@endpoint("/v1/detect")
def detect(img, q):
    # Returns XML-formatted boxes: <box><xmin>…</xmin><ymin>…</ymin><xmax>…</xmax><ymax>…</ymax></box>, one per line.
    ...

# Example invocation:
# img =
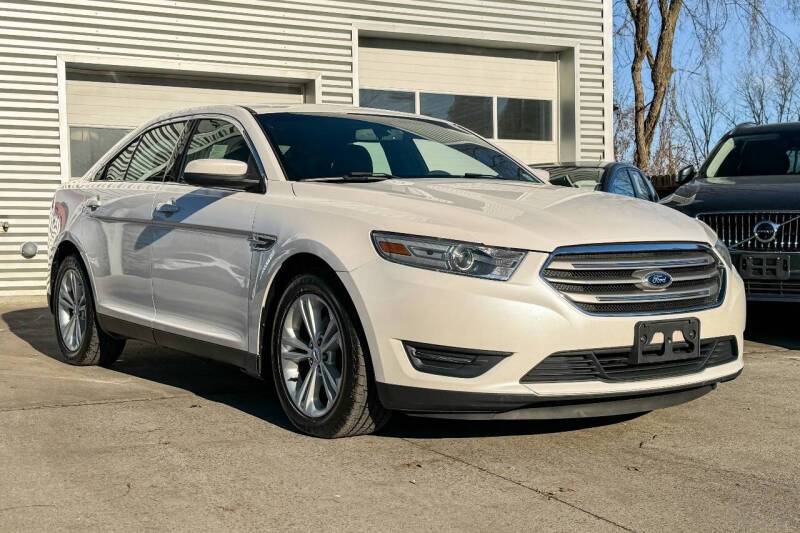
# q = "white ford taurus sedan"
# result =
<box><xmin>47</xmin><ymin>104</ymin><xmax>745</xmax><ymax>437</ymax></box>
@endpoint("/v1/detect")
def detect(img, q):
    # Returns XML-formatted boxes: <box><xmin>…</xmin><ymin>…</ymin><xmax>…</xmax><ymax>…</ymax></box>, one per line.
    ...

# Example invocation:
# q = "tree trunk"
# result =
<box><xmin>627</xmin><ymin>0</ymin><xmax>683</xmax><ymax>170</ymax></box>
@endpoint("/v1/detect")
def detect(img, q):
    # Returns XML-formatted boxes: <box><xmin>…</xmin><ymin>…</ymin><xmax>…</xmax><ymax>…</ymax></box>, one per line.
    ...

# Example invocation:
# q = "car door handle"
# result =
<box><xmin>155</xmin><ymin>201</ymin><xmax>180</xmax><ymax>215</ymax></box>
<box><xmin>86</xmin><ymin>198</ymin><xmax>102</xmax><ymax>211</ymax></box>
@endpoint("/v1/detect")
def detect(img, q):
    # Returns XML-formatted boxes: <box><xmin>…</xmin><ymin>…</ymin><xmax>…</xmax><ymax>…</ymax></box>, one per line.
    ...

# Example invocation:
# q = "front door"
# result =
<box><xmin>150</xmin><ymin>118</ymin><xmax>264</xmax><ymax>363</ymax></box>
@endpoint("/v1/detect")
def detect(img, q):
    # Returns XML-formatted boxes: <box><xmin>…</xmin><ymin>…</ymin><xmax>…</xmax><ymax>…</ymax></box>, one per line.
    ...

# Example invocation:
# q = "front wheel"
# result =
<box><xmin>53</xmin><ymin>255</ymin><xmax>125</xmax><ymax>366</ymax></box>
<box><xmin>271</xmin><ymin>273</ymin><xmax>389</xmax><ymax>438</ymax></box>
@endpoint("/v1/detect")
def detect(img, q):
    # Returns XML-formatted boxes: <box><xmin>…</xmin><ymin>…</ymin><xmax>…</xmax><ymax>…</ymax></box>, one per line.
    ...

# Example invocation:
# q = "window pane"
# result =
<box><xmin>359</xmin><ymin>89</ymin><xmax>415</xmax><ymax>113</ymax></box>
<box><xmin>104</xmin><ymin>139</ymin><xmax>139</xmax><ymax>181</ymax></box>
<box><xmin>609</xmin><ymin>174</ymin><xmax>635</xmax><ymax>197</ymax></box>
<box><xmin>420</xmin><ymin>93</ymin><xmax>493</xmax><ymax>137</ymax></box>
<box><xmin>413</xmin><ymin>139</ymin><xmax>496</xmax><ymax>176</ymax></box>
<box><xmin>497</xmin><ymin>98</ymin><xmax>552</xmax><ymax>141</ymax></box>
<box><xmin>180</xmin><ymin>119</ymin><xmax>259</xmax><ymax>183</ymax></box>
<box><xmin>69</xmin><ymin>127</ymin><xmax>130</xmax><ymax>178</ymax></box>
<box><xmin>126</xmin><ymin>122</ymin><xmax>186</xmax><ymax>182</ymax></box>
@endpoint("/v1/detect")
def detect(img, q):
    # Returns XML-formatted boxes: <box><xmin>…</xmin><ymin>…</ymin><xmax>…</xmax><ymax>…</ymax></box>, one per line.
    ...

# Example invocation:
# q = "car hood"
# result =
<box><xmin>292</xmin><ymin>178</ymin><xmax>709</xmax><ymax>252</ymax></box>
<box><xmin>664</xmin><ymin>175</ymin><xmax>800</xmax><ymax>215</ymax></box>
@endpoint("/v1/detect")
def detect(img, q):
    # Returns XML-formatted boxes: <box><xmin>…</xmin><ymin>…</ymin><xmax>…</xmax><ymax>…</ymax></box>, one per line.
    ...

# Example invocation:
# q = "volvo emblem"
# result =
<box><xmin>641</xmin><ymin>270</ymin><xmax>673</xmax><ymax>290</ymax></box>
<box><xmin>753</xmin><ymin>220</ymin><xmax>780</xmax><ymax>243</ymax></box>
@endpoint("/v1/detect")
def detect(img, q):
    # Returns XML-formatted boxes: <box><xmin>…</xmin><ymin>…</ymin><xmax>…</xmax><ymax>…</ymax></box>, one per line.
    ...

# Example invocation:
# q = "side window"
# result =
<box><xmin>608</xmin><ymin>170</ymin><xmax>636</xmax><ymax>197</ymax></box>
<box><xmin>103</xmin><ymin>139</ymin><xmax>140</xmax><ymax>181</ymax></box>
<box><xmin>640</xmin><ymin>171</ymin><xmax>659</xmax><ymax>201</ymax></box>
<box><xmin>180</xmin><ymin>118</ymin><xmax>259</xmax><ymax>180</ymax></box>
<box><xmin>627</xmin><ymin>169</ymin><xmax>650</xmax><ymax>200</ymax></box>
<box><xmin>126</xmin><ymin>122</ymin><xmax>187</xmax><ymax>182</ymax></box>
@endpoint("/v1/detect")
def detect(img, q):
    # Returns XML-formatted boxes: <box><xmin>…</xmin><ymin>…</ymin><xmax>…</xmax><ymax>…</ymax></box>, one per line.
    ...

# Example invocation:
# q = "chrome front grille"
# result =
<box><xmin>541</xmin><ymin>244</ymin><xmax>725</xmax><ymax>315</ymax></box>
<box><xmin>697</xmin><ymin>212</ymin><xmax>800</xmax><ymax>251</ymax></box>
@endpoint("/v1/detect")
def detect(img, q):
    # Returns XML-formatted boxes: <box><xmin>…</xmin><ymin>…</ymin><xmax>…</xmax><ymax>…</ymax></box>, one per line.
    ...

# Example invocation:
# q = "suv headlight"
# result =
<box><xmin>371</xmin><ymin>231</ymin><xmax>526</xmax><ymax>281</ymax></box>
<box><xmin>714</xmin><ymin>238</ymin><xmax>733</xmax><ymax>269</ymax></box>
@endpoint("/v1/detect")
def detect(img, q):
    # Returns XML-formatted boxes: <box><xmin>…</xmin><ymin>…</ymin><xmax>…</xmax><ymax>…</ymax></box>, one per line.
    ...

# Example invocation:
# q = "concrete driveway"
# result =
<box><xmin>1</xmin><ymin>298</ymin><xmax>798</xmax><ymax>532</ymax></box>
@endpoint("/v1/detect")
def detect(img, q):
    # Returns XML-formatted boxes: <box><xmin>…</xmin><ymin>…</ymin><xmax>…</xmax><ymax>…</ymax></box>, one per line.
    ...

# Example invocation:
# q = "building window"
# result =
<box><xmin>359</xmin><ymin>89</ymin><xmax>415</xmax><ymax>113</ymax></box>
<box><xmin>497</xmin><ymin>98</ymin><xmax>552</xmax><ymax>141</ymax></box>
<box><xmin>69</xmin><ymin>126</ymin><xmax>131</xmax><ymax>178</ymax></box>
<box><xmin>420</xmin><ymin>93</ymin><xmax>493</xmax><ymax>138</ymax></box>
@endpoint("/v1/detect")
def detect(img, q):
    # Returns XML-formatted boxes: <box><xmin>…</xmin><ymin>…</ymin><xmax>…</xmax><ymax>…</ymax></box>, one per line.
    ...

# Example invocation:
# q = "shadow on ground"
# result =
<box><xmin>745</xmin><ymin>302</ymin><xmax>800</xmax><ymax>350</ymax></box>
<box><xmin>6</xmin><ymin>302</ymin><xmax>786</xmax><ymax>439</ymax></box>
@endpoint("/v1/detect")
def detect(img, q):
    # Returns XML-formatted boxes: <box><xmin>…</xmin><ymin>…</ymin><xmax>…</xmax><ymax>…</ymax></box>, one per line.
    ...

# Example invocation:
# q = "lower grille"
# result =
<box><xmin>745</xmin><ymin>279</ymin><xmax>800</xmax><ymax>297</ymax></box>
<box><xmin>541</xmin><ymin>243</ymin><xmax>725</xmax><ymax>315</ymax></box>
<box><xmin>521</xmin><ymin>337</ymin><xmax>737</xmax><ymax>383</ymax></box>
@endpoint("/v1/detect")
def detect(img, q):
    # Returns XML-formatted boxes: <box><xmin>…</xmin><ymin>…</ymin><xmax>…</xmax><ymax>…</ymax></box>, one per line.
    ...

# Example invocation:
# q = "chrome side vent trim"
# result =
<box><xmin>541</xmin><ymin>243</ymin><xmax>726</xmax><ymax>316</ymax></box>
<box><xmin>249</xmin><ymin>233</ymin><xmax>276</xmax><ymax>251</ymax></box>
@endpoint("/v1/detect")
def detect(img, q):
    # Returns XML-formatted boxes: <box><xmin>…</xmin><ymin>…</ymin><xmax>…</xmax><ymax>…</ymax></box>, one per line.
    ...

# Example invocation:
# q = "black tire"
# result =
<box><xmin>52</xmin><ymin>255</ymin><xmax>125</xmax><ymax>367</ymax></box>
<box><xmin>270</xmin><ymin>273</ymin><xmax>390</xmax><ymax>438</ymax></box>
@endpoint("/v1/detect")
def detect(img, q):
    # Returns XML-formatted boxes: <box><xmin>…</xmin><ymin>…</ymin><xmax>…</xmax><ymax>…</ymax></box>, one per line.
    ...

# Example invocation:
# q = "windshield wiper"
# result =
<box><xmin>460</xmin><ymin>173</ymin><xmax>503</xmax><ymax>180</ymax></box>
<box><xmin>298</xmin><ymin>172</ymin><xmax>398</xmax><ymax>183</ymax></box>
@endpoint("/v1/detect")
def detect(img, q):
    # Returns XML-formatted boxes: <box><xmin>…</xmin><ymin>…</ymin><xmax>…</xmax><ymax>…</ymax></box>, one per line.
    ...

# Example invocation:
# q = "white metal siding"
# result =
<box><xmin>67</xmin><ymin>77</ymin><xmax>303</xmax><ymax>129</ymax></box>
<box><xmin>0</xmin><ymin>0</ymin><xmax>610</xmax><ymax>296</ymax></box>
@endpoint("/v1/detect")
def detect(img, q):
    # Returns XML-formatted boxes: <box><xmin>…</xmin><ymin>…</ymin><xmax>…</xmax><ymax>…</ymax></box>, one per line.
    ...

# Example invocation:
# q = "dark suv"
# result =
<box><xmin>662</xmin><ymin>122</ymin><xmax>800</xmax><ymax>301</ymax></box>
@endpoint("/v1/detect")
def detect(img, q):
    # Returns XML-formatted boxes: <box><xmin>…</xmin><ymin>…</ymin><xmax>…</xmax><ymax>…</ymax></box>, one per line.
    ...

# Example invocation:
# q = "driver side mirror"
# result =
<box><xmin>183</xmin><ymin>159</ymin><xmax>260</xmax><ymax>190</ymax></box>
<box><xmin>677</xmin><ymin>165</ymin><xmax>696</xmax><ymax>184</ymax></box>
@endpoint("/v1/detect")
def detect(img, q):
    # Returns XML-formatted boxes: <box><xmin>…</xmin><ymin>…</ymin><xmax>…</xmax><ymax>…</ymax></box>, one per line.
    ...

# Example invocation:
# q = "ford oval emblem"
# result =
<box><xmin>643</xmin><ymin>271</ymin><xmax>672</xmax><ymax>289</ymax></box>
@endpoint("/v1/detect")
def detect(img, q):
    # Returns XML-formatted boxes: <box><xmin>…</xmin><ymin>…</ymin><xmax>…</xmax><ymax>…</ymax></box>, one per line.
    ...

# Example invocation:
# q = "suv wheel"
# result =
<box><xmin>271</xmin><ymin>273</ymin><xmax>389</xmax><ymax>438</ymax></box>
<box><xmin>53</xmin><ymin>255</ymin><xmax>125</xmax><ymax>366</ymax></box>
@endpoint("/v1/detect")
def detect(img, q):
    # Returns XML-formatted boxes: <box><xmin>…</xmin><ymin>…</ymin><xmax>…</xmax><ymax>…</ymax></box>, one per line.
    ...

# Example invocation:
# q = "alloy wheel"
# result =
<box><xmin>57</xmin><ymin>268</ymin><xmax>87</xmax><ymax>352</ymax></box>
<box><xmin>280</xmin><ymin>293</ymin><xmax>343</xmax><ymax>418</ymax></box>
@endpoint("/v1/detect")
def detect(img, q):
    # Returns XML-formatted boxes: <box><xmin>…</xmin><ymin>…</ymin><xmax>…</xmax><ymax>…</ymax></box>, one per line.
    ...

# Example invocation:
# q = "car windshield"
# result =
<box><xmin>256</xmin><ymin>112</ymin><xmax>539</xmax><ymax>182</ymax></box>
<box><xmin>705</xmin><ymin>132</ymin><xmax>800</xmax><ymax>178</ymax></box>
<box><xmin>534</xmin><ymin>165</ymin><xmax>604</xmax><ymax>190</ymax></box>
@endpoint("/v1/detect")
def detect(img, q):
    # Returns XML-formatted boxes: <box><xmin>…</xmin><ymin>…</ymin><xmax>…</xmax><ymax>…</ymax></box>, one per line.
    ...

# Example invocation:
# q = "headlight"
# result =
<box><xmin>714</xmin><ymin>239</ymin><xmax>733</xmax><ymax>269</ymax></box>
<box><xmin>371</xmin><ymin>231</ymin><xmax>526</xmax><ymax>281</ymax></box>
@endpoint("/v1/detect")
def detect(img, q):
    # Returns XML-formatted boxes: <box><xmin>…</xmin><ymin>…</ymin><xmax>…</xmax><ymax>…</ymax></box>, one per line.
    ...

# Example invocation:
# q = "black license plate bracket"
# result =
<box><xmin>631</xmin><ymin>318</ymin><xmax>700</xmax><ymax>364</ymax></box>
<box><xmin>739</xmin><ymin>254</ymin><xmax>790</xmax><ymax>280</ymax></box>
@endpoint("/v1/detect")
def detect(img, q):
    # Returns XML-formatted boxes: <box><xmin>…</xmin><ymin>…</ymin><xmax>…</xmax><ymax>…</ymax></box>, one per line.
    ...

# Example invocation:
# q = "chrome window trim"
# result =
<box><xmin>539</xmin><ymin>242</ymin><xmax>727</xmax><ymax>317</ymax></box>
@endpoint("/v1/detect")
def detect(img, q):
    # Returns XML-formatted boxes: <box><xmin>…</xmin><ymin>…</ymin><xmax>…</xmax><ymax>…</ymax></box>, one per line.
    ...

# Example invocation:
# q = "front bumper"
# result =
<box><xmin>731</xmin><ymin>250</ymin><xmax>800</xmax><ymax>301</ymax></box>
<box><xmin>340</xmin><ymin>252</ymin><xmax>746</xmax><ymax>413</ymax></box>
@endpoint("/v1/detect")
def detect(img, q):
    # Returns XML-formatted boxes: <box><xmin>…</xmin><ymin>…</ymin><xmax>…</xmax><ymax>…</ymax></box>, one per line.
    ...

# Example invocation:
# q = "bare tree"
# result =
<box><xmin>734</xmin><ymin>46</ymin><xmax>800</xmax><ymax>124</ymax></box>
<box><xmin>614</xmin><ymin>100</ymin><xmax>636</xmax><ymax>162</ymax></box>
<box><xmin>675</xmin><ymin>68</ymin><xmax>728</xmax><ymax>166</ymax></box>
<box><xmin>768</xmin><ymin>48</ymin><xmax>800</xmax><ymax>122</ymax></box>
<box><xmin>736</xmin><ymin>67</ymin><xmax>770</xmax><ymax>124</ymax></box>
<box><xmin>617</xmin><ymin>0</ymin><xmax>793</xmax><ymax>169</ymax></box>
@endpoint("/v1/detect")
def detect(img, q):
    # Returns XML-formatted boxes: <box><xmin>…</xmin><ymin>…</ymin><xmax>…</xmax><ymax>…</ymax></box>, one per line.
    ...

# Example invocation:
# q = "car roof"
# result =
<box><xmin>731</xmin><ymin>121</ymin><xmax>800</xmax><ymax>135</ymax></box>
<box><xmin>531</xmin><ymin>161</ymin><xmax>616</xmax><ymax>169</ymax></box>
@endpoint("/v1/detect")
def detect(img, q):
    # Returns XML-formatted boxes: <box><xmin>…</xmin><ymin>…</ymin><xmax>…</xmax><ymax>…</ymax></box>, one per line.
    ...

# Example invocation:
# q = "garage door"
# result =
<box><xmin>67</xmin><ymin>69</ymin><xmax>304</xmax><ymax>178</ymax></box>
<box><xmin>358</xmin><ymin>38</ymin><xmax>558</xmax><ymax>164</ymax></box>
<box><xmin>0</xmin><ymin>70</ymin><xmax>303</xmax><ymax>296</ymax></box>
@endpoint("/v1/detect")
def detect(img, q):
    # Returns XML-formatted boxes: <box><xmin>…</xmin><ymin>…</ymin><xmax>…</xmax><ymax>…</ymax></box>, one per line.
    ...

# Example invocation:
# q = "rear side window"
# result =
<box><xmin>628</xmin><ymin>169</ymin><xmax>652</xmax><ymax>200</ymax></box>
<box><xmin>126</xmin><ymin>122</ymin><xmax>187</xmax><ymax>182</ymax></box>
<box><xmin>608</xmin><ymin>171</ymin><xmax>635</xmax><ymax>197</ymax></box>
<box><xmin>103</xmin><ymin>139</ymin><xmax>139</xmax><ymax>181</ymax></box>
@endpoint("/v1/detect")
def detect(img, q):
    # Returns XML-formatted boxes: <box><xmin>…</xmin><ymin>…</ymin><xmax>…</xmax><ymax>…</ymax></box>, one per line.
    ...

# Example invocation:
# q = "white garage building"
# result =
<box><xmin>0</xmin><ymin>0</ymin><xmax>612</xmax><ymax>296</ymax></box>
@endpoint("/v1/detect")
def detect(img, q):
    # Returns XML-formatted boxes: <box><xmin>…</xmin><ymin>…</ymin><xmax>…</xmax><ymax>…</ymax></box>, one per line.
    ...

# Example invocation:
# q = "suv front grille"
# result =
<box><xmin>541</xmin><ymin>244</ymin><xmax>725</xmax><ymax>315</ymax></box>
<box><xmin>697</xmin><ymin>212</ymin><xmax>800</xmax><ymax>251</ymax></box>
<box><xmin>521</xmin><ymin>336</ymin><xmax>737</xmax><ymax>383</ymax></box>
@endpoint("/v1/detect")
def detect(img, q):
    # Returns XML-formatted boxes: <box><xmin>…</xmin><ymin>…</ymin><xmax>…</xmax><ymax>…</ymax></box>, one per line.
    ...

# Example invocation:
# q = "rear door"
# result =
<box><xmin>86</xmin><ymin>120</ymin><xmax>187</xmax><ymax>329</ymax></box>
<box><xmin>150</xmin><ymin>117</ymin><xmax>264</xmax><ymax>362</ymax></box>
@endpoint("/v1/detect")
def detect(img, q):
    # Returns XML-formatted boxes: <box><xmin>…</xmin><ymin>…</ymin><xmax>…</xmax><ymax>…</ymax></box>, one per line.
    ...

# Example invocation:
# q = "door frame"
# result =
<box><xmin>56</xmin><ymin>53</ymin><xmax>323</xmax><ymax>184</ymax></box>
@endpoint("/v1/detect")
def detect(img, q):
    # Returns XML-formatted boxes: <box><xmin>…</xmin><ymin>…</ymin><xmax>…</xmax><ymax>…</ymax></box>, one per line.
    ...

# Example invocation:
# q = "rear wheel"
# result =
<box><xmin>53</xmin><ymin>255</ymin><xmax>125</xmax><ymax>366</ymax></box>
<box><xmin>271</xmin><ymin>273</ymin><xmax>389</xmax><ymax>438</ymax></box>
